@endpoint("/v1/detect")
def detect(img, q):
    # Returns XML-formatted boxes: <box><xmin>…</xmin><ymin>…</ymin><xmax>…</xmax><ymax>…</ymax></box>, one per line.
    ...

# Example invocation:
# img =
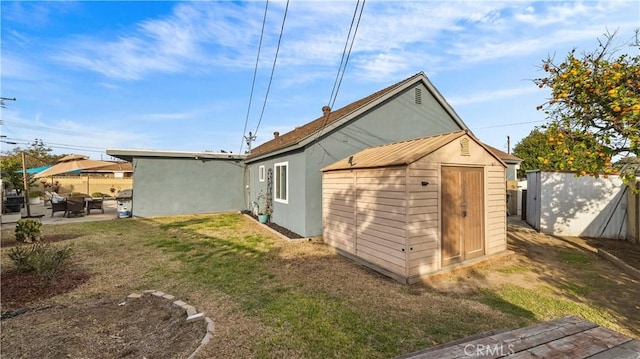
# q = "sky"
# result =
<box><xmin>1</xmin><ymin>0</ymin><xmax>639</xmax><ymax>161</ymax></box>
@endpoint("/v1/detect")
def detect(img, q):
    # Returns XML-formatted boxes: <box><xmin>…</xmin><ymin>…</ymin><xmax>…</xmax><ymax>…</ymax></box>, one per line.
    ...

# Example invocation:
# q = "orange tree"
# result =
<box><xmin>512</xmin><ymin>128</ymin><xmax>601</xmax><ymax>178</ymax></box>
<box><xmin>534</xmin><ymin>30</ymin><xmax>639</xmax><ymax>184</ymax></box>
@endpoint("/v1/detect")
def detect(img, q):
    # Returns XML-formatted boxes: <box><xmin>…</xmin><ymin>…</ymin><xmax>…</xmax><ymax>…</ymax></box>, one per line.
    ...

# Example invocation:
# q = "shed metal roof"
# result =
<box><xmin>322</xmin><ymin>131</ymin><xmax>506</xmax><ymax>172</ymax></box>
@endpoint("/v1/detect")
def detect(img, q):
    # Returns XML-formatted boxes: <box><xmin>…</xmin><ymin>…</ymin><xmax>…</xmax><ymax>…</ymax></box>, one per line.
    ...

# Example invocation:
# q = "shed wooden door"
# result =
<box><xmin>441</xmin><ymin>166</ymin><xmax>485</xmax><ymax>266</ymax></box>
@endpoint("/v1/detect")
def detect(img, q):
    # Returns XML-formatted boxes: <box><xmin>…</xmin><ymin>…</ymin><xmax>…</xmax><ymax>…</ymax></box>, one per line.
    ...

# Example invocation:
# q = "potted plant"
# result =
<box><xmin>28</xmin><ymin>190</ymin><xmax>43</xmax><ymax>205</ymax></box>
<box><xmin>257</xmin><ymin>191</ymin><xmax>272</xmax><ymax>223</ymax></box>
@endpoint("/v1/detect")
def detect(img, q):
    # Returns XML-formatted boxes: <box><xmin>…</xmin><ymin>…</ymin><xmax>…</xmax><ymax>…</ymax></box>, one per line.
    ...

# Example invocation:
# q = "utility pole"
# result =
<box><xmin>507</xmin><ymin>135</ymin><xmax>511</xmax><ymax>155</ymax></box>
<box><xmin>244</xmin><ymin>131</ymin><xmax>257</xmax><ymax>154</ymax></box>
<box><xmin>21</xmin><ymin>152</ymin><xmax>32</xmax><ymax>218</ymax></box>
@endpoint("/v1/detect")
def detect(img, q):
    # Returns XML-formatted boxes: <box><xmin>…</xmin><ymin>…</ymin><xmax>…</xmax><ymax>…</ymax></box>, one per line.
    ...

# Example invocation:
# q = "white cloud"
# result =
<box><xmin>447</xmin><ymin>86</ymin><xmax>540</xmax><ymax>106</ymax></box>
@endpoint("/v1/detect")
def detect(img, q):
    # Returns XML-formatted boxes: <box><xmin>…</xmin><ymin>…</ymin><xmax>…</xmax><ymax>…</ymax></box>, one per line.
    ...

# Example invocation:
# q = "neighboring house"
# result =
<box><xmin>484</xmin><ymin>144</ymin><xmax>522</xmax><ymax>181</ymax></box>
<box><xmin>484</xmin><ymin>144</ymin><xmax>523</xmax><ymax>216</ymax></box>
<box><xmin>88</xmin><ymin>161</ymin><xmax>134</xmax><ymax>178</ymax></box>
<box><xmin>244</xmin><ymin>72</ymin><xmax>470</xmax><ymax>237</ymax></box>
<box><xmin>105</xmin><ymin>149</ymin><xmax>246</xmax><ymax>217</ymax></box>
<box><xmin>321</xmin><ymin>131</ymin><xmax>508</xmax><ymax>283</ymax></box>
<box><xmin>526</xmin><ymin>170</ymin><xmax>627</xmax><ymax>239</ymax></box>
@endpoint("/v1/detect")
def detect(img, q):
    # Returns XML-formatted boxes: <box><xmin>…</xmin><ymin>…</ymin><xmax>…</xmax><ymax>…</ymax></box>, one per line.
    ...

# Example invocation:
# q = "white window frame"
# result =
<box><xmin>258</xmin><ymin>165</ymin><xmax>265</xmax><ymax>182</ymax></box>
<box><xmin>274</xmin><ymin>161</ymin><xmax>288</xmax><ymax>204</ymax></box>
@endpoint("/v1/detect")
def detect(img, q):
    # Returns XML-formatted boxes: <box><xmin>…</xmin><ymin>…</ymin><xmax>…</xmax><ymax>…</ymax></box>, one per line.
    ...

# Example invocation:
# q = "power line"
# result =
<box><xmin>240</xmin><ymin>0</ymin><xmax>269</xmax><ymax>155</ymax></box>
<box><xmin>0</xmin><ymin>137</ymin><xmax>107</xmax><ymax>153</ymax></box>
<box><xmin>474</xmin><ymin>119</ymin><xmax>546</xmax><ymax>130</ymax></box>
<box><xmin>311</xmin><ymin>0</ymin><xmax>366</xmax><ymax>150</ymax></box>
<box><xmin>328</xmin><ymin>0</ymin><xmax>365</xmax><ymax>110</ymax></box>
<box><xmin>253</xmin><ymin>0</ymin><xmax>290</xmax><ymax>140</ymax></box>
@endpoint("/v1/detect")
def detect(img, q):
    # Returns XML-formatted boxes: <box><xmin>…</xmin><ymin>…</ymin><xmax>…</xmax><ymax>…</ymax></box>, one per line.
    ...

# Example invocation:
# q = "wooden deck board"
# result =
<box><xmin>397</xmin><ymin>316</ymin><xmax>639</xmax><ymax>359</ymax></box>
<box><xmin>587</xmin><ymin>339</ymin><xmax>640</xmax><ymax>359</ymax></box>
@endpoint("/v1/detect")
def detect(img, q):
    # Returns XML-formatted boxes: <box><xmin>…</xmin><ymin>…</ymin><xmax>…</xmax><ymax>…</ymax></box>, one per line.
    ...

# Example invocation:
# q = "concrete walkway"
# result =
<box><xmin>1</xmin><ymin>199</ymin><xmax>120</xmax><ymax>230</ymax></box>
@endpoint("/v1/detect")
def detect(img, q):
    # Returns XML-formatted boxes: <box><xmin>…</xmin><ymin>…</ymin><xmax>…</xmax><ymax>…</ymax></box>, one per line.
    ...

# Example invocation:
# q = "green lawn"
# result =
<box><xmin>2</xmin><ymin>213</ymin><xmax>637</xmax><ymax>358</ymax></box>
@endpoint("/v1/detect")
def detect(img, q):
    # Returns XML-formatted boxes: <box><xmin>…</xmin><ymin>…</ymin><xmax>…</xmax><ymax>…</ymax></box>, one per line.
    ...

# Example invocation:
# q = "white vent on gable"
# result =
<box><xmin>415</xmin><ymin>88</ymin><xmax>422</xmax><ymax>105</ymax></box>
<box><xmin>460</xmin><ymin>138</ymin><xmax>470</xmax><ymax>156</ymax></box>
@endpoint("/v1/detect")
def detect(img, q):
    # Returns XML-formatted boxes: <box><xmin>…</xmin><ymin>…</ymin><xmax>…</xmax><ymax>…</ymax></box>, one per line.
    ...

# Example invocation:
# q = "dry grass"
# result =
<box><xmin>2</xmin><ymin>213</ymin><xmax>638</xmax><ymax>358</ymax></box>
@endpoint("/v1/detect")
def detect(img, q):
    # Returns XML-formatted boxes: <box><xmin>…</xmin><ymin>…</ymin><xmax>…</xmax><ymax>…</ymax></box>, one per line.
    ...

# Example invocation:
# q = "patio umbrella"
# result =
<box><xmin>34</xmin><ymin>155</ymin><xmax>115</xmax><ymax>195</ymax></box>
<box><xmin>34</xmin><ymin>155</ymin><xmax>114</xmax><ymax>178</ymax></box>
<box><xmin>14</xmin><ymin>165</ymin><xmax>53</xmax><ymax>175</ymax></box>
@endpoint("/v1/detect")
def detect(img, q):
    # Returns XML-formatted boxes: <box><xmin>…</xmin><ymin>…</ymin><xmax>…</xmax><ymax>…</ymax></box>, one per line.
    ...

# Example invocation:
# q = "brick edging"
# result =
<box><xmin>127</xmin><ymin>290</ymin><xmax>214</xmax><ymax>359</ymax></box>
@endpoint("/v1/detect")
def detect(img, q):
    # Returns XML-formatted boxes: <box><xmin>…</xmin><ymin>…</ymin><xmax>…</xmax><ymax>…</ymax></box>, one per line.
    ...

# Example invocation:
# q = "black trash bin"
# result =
<box><xmin>4</xmin><ymin>196</ymin><xmax>24</xmax><ymax>213</ymax></box>
<box><xmin>116</xmin><ymin>189</ymin><xmax>133</xmax><ymax>218</ymax></box>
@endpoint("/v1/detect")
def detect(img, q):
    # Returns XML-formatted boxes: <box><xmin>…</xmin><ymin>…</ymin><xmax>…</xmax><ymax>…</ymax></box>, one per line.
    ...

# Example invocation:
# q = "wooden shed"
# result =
<box><xmin>321</xmin><ymin>131</ymin><xmax>508</xmax><ymax>284</ymax></box>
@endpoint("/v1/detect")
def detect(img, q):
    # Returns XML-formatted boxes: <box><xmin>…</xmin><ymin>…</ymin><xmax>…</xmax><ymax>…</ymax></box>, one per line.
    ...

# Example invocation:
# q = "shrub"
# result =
<box><xmin>14</xmin><ymin>219</ymin><xmax>42</xmax><ymax>243</ymax></box>
<box><xmin>29</xmin><ymin>190</ymin><xmax>43</xmax><ymax>198</ymax></box>
<box><xmin>91</xmin><ymin>192</ymin><xmax>104</xmax><ymax>198</ymax></box>
<box><xmin>8</xmin><ymin>242</ymin><xmax>74</xmax><ymax>284</ymax></box>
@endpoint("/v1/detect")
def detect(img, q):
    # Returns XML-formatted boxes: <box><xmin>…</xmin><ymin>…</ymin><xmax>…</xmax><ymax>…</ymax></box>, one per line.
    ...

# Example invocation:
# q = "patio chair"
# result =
<box><xmin>86</xmin><ymin>196</ymin><xmax>104</xmax><ymax>215</ymax></box>
<box><xmin>65</xmin><ymin>196</ymin><xmax>85</xmax><ymax>217</ymax></box>
<box><xmin>51</xmin><ymin>201</ymin><xmax>67</xmax><ymax>217</ymax></box>
<box><xmin>50</xmin><ymin>192</ymin><xmax>68</xmax><ymax>217</ymax></box>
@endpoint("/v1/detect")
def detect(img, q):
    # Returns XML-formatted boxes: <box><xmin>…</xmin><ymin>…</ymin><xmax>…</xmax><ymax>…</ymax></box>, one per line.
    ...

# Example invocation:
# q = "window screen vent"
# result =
<box><xmin>460</xmin><ymin>138</ymin><xmax>470</xmax><ymax>156</ymax></box>
<box><xmin>415</xmin><ymin>88</ymin><xmax>422</xmax><ymax>105</ymax></box>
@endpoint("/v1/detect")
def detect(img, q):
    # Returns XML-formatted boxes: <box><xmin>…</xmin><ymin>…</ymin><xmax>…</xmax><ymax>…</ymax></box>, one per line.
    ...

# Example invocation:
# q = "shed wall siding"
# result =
<box><xmin>322</xmin><ymin>133</ymin><xmax>508</xmax><ymax>283</ymax></box>
<box><xmin>486</xmin><ymin>166</ymin><xmax>507</xmax><ymax>254</ymax></box>
<box><xmin>355</xmin><ymin>168</ymin><xmax>407</xmax><ymax>276</ymax></box>
<box><xmin>407</xmin><ymin>162</ymin><xmax>440</xmax><ymax>276</ymax></box>
<box><xmin>322</xmin><ymin>171</ymin><xmax>356</xmax><ymax>254</ymax></box>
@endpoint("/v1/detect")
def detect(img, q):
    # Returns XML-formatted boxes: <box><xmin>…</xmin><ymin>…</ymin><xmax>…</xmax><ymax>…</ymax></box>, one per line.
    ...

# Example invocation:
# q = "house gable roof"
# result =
<box><xmin>321</xmin><ymin>130</ymin><xmax>506</xmax><ymax>172</ymax></box>
<box><xmin>483</xmin><ymin>144</ymin><xmax>522</xmax><ymax>164</ymax></box>
<box><xmin>246</xmin><ymin>72</ymin><xmax>469</xmax><ymax>162</ymax></box>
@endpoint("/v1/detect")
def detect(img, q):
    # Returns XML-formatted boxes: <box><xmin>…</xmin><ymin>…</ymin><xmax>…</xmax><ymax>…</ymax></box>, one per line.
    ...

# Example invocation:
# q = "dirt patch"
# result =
<box><xmin>1</xmin><ymin>295</ymin><xmax>206</xmax><ymax>359</ymax></box>
<box><xmin>1</xmin><ymin>267</ymin><xmax>91</xmax><ymax>314</ymax></box>
<box><xmin>1</xmin><ymin>239</ymin><xmax>206</xmax><ymax>359</ymax></box>
<box><xmin>581</xmin><ymin>237</ymin><xmax>640</xmax><ymax>272</ymax></box>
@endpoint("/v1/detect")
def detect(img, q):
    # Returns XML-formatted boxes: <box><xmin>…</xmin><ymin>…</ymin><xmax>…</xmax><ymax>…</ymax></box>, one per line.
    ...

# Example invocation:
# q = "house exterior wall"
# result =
<box><xmin>528</xmin><ymin>171</ymin><xmax>627</xmax><ymax>239</ymax></box>
<box><xmin>131</xmin><ymin>157</ymin><xmax>244</xmax><ymax>217</ymax></box>
<box><xmin>247</xmin><ymin>150</ymin><xmax>308</xmax><ymax>236</ymax></box>
<box><xmin>293</xmin><ymin>83</ymin><xmax>464</xmax><ymax>237</ymax></box>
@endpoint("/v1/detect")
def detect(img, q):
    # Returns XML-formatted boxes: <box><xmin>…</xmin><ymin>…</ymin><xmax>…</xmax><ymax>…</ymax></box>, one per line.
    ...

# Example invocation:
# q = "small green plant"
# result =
<box><xmin>8</xmin><ymin>242</ymin><xmax>74</xmax><ymax>283</ymax></box>
<box><xmin>91</xmin><ymin>192</ymin><xmax>104</xmax><ymax>198</ymax></box>
<box><xmin>28</xmin><ymin>190</ymin><xmax>43</xmax><ymax>198</ymax></box>
<box><xmin>14</xmin><ymin>219</ymin><xmax>43</xmax><ymax>243</ymax></box>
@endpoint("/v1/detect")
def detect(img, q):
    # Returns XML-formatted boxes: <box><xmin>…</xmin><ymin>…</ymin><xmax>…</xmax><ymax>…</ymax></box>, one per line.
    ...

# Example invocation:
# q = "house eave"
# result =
<box><xmin>106</xmin><ymin>148</ymin><xmax>247</xmax><ymax>162</ymax></box>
